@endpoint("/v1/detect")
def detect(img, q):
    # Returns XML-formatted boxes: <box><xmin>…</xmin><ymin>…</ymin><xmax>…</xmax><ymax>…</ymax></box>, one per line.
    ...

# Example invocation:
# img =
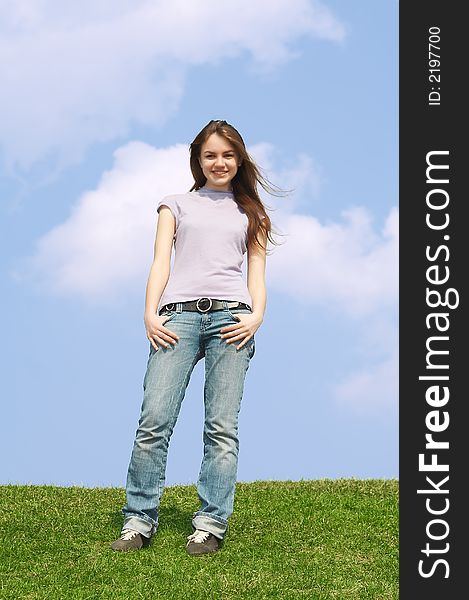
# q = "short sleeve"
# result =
<box><xmin>157</xmin><ymin>195</ymin><xmax>179</xmax><ymax>227</ymax></box>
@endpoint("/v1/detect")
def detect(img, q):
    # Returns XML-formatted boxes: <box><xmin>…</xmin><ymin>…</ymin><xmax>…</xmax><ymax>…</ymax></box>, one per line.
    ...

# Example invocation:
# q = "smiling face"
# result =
<box><xmin>199</xmin><ymin>133</ymin><xmax>241</xmax><ymax>191</ymax></box>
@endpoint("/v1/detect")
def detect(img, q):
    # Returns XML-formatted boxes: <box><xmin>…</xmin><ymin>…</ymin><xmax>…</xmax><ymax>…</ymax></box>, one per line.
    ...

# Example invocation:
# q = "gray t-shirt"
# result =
<box><xmin>156</xmin><ymin>185</ymin><xmax>254</xmax><ymax>309</ymax></box>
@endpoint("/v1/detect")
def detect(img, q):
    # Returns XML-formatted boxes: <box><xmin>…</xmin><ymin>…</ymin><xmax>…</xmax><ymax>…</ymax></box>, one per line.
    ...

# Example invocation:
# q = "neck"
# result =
<box><xmin>202</xmin><ymin>184</ymin><xmax>232</xmax><ymax>193</ymax></box>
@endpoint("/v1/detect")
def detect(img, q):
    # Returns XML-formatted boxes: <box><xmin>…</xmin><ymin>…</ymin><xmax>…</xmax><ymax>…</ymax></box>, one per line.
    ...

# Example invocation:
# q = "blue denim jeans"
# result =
<box><xmin>121</xmin><ymin>301</ymin><xmax>255</xmax><ymax>540</ymax></box>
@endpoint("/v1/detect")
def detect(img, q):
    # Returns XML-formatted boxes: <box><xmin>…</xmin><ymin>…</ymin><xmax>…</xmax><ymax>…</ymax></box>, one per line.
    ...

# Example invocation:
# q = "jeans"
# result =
<box><xmin>121</xmin><ymin>300</ymin><xmax>255</xmax><ymax>540</ymax></box>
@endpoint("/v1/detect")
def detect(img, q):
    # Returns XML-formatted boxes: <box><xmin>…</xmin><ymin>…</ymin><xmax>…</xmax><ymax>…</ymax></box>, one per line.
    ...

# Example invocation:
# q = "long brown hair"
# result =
<box><xmin>189</xmin><ymin>119</ymin><xmax>288</xmax><ymax>254</ymax></box>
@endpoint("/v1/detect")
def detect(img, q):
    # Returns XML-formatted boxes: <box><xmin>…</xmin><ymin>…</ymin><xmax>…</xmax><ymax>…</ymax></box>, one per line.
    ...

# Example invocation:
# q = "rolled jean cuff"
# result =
<box><xmin>191</xmin><ymin>512</ymin><xmax>228</xmax><ymax>540</ymax></box>
<box><xmin>123</xmin><ymin>515</ymin><xmax>156</xmax><ymax>538</ymax></box>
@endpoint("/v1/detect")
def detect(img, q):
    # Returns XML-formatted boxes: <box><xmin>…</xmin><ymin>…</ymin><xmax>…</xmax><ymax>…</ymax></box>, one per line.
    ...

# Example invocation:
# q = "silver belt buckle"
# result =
<box><xmin>196</xmin><ymin>297</ymin><xmax>212</xmax><ymax>312</ymax></box>
<box><xmin>165</xmin><ymin>303</ymin><xmax>175</xmax><ymax>311</ymax></box>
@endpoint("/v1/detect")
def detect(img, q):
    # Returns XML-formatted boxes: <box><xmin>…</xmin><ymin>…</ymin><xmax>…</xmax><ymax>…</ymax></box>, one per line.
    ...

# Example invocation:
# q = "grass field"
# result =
<box><xmin>0</xmin><ymin>479</ymin><xmax>398</xmax><ymax>599</ymax></box>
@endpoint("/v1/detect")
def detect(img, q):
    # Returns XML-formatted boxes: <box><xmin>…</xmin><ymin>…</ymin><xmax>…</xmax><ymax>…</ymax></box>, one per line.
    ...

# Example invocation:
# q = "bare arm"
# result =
<box><xmin>247</xmin><ymin>228</ymin><xmax>267</xmax><ymax>321</ymax></box>
<box><xmin>143</xmin><ymin>207</ymin><xmax>179</xmax><ymax>350</ymax></box>
<box><xmin>144</xmin><ymin>206</ymin><xmax>176</xmax><ymax>318</ymax></box>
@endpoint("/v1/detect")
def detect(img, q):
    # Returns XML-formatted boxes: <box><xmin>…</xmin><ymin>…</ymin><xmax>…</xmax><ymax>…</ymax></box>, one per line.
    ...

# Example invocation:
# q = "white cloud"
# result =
<box><xmin>14</xmin><ymin>141</ymin><xmax>192</xmax><ymax>304</ymax></box>
<box><xmin>267</xmin><ymin>204</ymin><xmax>398</xmax><ymax>317</ymax></box>
<box><xmin>263</xmin><ymin>191</ymin><xmax>398</xmax><ymax>413</ymax></box>
<box><xmin>253</xmin><ymin>147</ymin><xmax>398</xmax><ymax>414</ymax></box>
<box><xmin>0</xmin><ymin>0</ymin><xmax>345</xmax><ymax>172</ymax></box>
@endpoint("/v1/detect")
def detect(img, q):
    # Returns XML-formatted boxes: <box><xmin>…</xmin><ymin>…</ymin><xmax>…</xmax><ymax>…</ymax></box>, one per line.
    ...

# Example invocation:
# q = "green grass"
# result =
<box><xmin>0</xmin><ymin>480</ymin><xmax>398</xmax><ymax>600</ymax></box>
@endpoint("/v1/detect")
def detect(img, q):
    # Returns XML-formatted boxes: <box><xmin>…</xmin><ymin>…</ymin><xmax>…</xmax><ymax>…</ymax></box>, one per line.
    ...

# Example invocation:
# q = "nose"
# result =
<box><xmin>214</xmin><ymin>155</ymin><xmax>226</xmax><ymax>168</ymax></box>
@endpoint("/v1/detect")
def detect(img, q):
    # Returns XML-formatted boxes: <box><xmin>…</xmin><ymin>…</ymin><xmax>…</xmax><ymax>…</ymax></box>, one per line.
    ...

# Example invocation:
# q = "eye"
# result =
<box><xmin>203</xmin><ymin>153</ymin><xmax>235</xmax><ymax>159</ymax></box>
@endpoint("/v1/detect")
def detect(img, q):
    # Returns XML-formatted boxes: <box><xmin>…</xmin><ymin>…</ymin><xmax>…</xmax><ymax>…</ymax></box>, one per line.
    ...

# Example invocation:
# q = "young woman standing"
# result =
<box><xmin>111</xmin><ymin>119</ymin><xmax>279</xmax><ymax>555</ymax></box>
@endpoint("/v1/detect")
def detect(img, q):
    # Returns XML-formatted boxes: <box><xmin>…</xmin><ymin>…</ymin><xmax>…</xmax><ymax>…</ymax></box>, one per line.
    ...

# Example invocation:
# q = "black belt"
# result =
<box><xmin>160</xmin><ymin>297</ymin><xmax>251</xmax><ymax>314</ymax></box>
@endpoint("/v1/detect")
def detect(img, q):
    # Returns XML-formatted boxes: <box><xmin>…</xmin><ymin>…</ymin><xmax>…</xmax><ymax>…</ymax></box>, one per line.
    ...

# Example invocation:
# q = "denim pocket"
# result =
<box><xmin>226</xmin><ymin>307</ymin><xmax>252</xmax><ymax>321</ymax></box>
<box><xmin>161</xmin><ymin>311</ymin><xmax>177</xmax><ymax>325</ymax></box>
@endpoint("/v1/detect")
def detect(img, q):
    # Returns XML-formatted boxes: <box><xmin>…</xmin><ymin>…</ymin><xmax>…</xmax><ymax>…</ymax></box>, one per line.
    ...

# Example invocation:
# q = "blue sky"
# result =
<box><xmin>1</xmin><ymin>1</ymin><xmax>398</xmax><ymax>487</ymax></box>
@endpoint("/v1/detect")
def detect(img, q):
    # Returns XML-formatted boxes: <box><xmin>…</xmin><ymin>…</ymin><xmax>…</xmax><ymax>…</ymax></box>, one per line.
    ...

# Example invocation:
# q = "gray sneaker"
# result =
<box><xmin>186</xmin><ymin>529</ymin><xmax>221</xmax><ymax>556</ymax></box>
<box><xmin>110</xmin><ymin>528</ymin><xmax>151</xmax><ymax>552</ymax></box>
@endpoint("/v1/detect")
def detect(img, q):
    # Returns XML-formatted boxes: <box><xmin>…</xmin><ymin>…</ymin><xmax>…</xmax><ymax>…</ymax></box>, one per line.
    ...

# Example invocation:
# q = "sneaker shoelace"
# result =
<box><xmin>187</xmin><ymin>529</ymin><xmax>211</xmax><ymax>544</ymax></box>
<box><xmin>120</xmin><ymin>528</ymin><xmax>140</xmax><ymax>541</ymax></box>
